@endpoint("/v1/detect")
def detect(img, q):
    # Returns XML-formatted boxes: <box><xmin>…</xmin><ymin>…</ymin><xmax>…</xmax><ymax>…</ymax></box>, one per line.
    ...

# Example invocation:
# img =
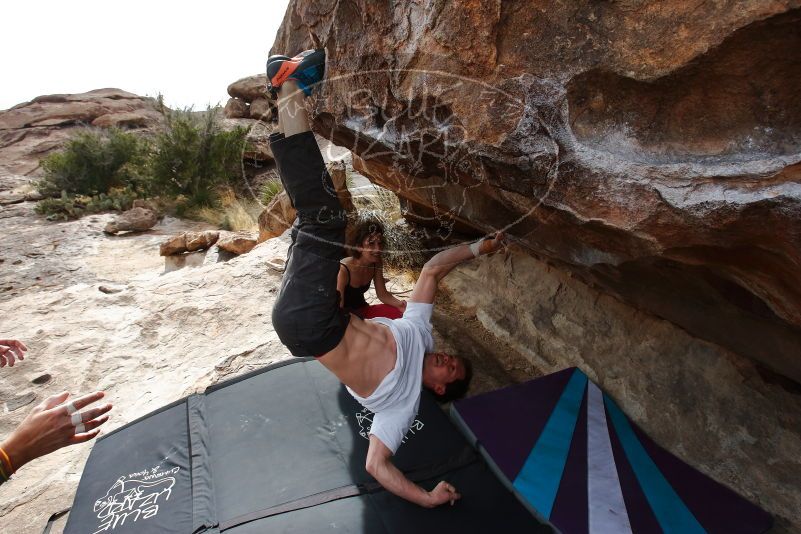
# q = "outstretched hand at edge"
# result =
<box><xmin>478</xmin><ymin>232</ymin><xmax>507</xmax><ymax>256</ymax></box>
<box><xmin>0</xmin><ymin>340</ymin><xmax>28</xmax><ymax>368</ymax></box>
<box><xmin>1</xmin><ymin>391</ymin><xmax>112</xmax><ymax>475</ymax></box>
<box><xmin>427</xmin><ymin>480</ymin><xmax>462</xmax><ymax>507</ymax></box>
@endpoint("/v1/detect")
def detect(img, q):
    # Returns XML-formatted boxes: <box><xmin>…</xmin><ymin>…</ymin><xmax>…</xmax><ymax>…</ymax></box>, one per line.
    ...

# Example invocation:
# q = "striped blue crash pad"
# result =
<box><xmin>451</xmin><ymin>367</ymin><xmax>772</xmax><ymax>534</ymax></box>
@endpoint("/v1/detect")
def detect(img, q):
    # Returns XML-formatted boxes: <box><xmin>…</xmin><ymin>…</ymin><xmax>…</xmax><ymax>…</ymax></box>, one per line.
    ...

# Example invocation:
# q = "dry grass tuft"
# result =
<box><xmin>350</xmin><ymin>183</ymin><xmax>425</xmax><ymax>271</ymax></box>
<box><xmin>188</xmin><ymin>188</ymin><xmax>262</xmax><ymax>231</ymax></box>
<box><xmin>260</xmin><ymin>178</ymin><xmax>284</xmax><ymax>207</ymax></box>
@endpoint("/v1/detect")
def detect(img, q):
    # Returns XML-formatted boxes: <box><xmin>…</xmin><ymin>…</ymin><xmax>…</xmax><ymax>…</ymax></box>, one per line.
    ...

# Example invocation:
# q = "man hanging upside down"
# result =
<box><xmin>266</xmin><ymin>48</ymin><xmax>505</xmax><ymax>508</ymax></box>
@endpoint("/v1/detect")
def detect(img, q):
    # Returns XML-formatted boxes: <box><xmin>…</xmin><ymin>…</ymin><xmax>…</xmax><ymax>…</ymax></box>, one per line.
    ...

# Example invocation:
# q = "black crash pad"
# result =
<box><xmin>64</xmin><ymin>358</ymin><xmax>550</xmax><ymax>533</ymax></box>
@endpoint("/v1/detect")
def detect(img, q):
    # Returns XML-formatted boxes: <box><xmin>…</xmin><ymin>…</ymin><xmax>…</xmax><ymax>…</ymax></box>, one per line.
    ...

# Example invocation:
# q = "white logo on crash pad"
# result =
<box><xmin>355</xmin><ymin>408</ymin><xmax>424</xmax><ymax>444</ymax></box>
<box><xmin>91</xmin><ymin>465</ymin><xmax>179</xmax><ymax>533</ymax></box>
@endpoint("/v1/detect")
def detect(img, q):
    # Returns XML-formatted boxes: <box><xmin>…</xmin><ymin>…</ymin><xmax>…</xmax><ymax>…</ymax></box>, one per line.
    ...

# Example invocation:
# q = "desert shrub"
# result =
<box><xmin>148</xmin><ymin>107</ymin><xmax>247</xmax><ymax>208</ymax></box>
<box><xmin>34</xmin><ymin>102</ymin><xmax>255</xmax><ymax>223</ymax></box>
<box><xmin>345</xmin><ymin>170</ymin><xmax>355</xmax><ymax>190</ymax></box>
<box><xmin>260</xmin><ymin>178</ymin><xmax>284</xmax><ymax>206</ymax></box>
<box><xmin>38</xmin><ymin>128</ymin><xmax>148</xmax><ymax>197</ymax></box>
<box><xmin>187</xmin><ymin>189</ymin><xmax>261</xmax><ymax>231</ymax></box>
<box><xmin>351</xmin><ymin>187</ymin><xmax>424</xmax><ymax>271</ymax></box>
<box><xmin>35</xmin><ymin>188</ymin><xmax>138</xmax><ymax>221</ymax></box>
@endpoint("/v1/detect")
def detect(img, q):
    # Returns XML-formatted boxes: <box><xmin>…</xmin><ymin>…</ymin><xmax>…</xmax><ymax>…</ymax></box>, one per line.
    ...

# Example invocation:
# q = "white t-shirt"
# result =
<box><xmin>346</xmin><ymin>302</ymin><xmax>434</xmax><ymax>454</ymax></box>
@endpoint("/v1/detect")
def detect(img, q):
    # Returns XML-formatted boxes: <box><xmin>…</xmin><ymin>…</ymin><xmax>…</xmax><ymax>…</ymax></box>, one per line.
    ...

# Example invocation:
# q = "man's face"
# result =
<box><xmin>422</xmin><ymin>353</ymin><xmax>466</xmax><ymax>396</ymax></box>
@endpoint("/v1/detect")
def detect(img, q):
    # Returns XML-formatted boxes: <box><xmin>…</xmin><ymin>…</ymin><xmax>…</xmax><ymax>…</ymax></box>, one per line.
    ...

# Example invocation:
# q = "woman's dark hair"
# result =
<box><xmin>346</xmin><ymin>216</ymin><xmax>385</xmax><ymax>258</ymax></box>
<box><xmin>432</xmin><ymin>356</ymin><xmax>473</xmax><ymax>404</ymax></box>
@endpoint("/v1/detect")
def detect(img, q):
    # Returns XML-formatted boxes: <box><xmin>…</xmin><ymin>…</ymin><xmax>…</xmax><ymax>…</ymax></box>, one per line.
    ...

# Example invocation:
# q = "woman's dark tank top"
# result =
<box><xmin>341</xmin><ymin>263</ymin><xmax>372</xmax><ymax>310</ymax></box>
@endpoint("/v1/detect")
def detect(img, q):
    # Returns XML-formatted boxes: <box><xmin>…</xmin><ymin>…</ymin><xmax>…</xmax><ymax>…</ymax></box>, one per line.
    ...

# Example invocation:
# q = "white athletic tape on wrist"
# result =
<box><xmin>75</xmin><ymin>423</ymin><xmax>86</xmax><ymax>434</ymax></box>
<box><xmin>65</xmin><ymin>402</ymin><xmax>77</xmax><ymax>415</ymax></box>
<box><xmin>71</xmin><ymin>413</ymin><xmax>82</xmax><ymax>426</ymax></box>
<box><xmin>469</xmin><ymin>238</ymin><xmax>485</xmax><ymax>258</ymax></box>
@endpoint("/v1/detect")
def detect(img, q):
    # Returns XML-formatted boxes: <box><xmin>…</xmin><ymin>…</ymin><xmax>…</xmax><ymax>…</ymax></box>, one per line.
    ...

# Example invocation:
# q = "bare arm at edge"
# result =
<box><xmin>366</xmin><ymin>434</ymin><xmax>461</xmax><ymax>508</ymax></box>
<box><xmin>410</xmin><ymin>233</ymin><xmax>505</xmax><ymax>305</ymax></box>
<box><xmin>336</xmin><ymin>264</ymin><xmax>347</xmax><ymax>308</ymax></box>
<box><xmin>374</xmin><ymin>264</ymin><xmax>405</xmax><ymax>309</ymax></box>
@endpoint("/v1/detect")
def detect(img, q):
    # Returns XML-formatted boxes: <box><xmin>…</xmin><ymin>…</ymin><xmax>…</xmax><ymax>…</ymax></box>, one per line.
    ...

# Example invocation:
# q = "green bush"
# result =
<box><xmin>148</xmin><ymin>107</ymin><xmax>247</xmax><ymax>209</ymax></box>
<box><xmin>38</xmin><ymin>128</ymin><xmax>148</xmax><ymax>197</ymax></box>
<box><xmin>35</xmin><ymin>188</ymin><xmax>138</xmax><ymax>221</ymax></box>
<box><xmin>260</xmin><ymin>178</ymin><xmax>284</xmax><ymax>206</ymax></box>
<box><xmin>35</xmin><ymin>104</ymin><xmax>249</xmax><ymax>223</ymax></box>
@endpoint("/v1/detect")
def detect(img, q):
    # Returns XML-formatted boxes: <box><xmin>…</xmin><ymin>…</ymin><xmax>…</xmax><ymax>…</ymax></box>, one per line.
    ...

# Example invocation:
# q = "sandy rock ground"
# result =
<box><xmin>0</xmin><ymin>199</ymin><xmax>295</xmax><ymax>533</ymax></box>
<box><xmin>0</xmin><ymin>192</ymin><xmax>530</xmax><ymax>533</ymax></box>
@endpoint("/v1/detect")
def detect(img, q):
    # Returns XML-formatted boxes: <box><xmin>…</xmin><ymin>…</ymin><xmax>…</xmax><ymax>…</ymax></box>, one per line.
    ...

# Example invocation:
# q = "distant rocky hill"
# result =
<box><xmin>0</xmin><ymin>89</ymin><xmax>165</xmax><ymax>177</ymax></box>
<box><xmin>0</xmin><ymin>88</ymin><xmax>279</xmax><ymax>209</ymax></box>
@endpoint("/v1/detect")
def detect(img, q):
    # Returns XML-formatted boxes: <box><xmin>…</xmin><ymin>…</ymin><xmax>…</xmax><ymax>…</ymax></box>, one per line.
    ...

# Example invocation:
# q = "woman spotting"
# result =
<box><xmin>337</xmin><ymin>218</ymin><xmax>406</xmax><ymax>320</ymax></box>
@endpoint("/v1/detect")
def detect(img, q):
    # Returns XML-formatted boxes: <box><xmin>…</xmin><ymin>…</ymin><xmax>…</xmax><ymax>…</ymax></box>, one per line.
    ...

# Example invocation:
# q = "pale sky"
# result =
<box><xmin>0</xmin><ymin>0</ymin><xmax>290</xmax><ymax>111</ymax></box>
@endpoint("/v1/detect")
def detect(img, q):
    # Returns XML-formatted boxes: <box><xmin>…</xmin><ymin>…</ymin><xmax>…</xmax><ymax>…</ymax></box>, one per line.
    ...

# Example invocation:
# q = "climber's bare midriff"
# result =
<box><xmin>317</xmin><ymin>315</ymin><xmax>397</xmax><ymax>398</ymax></box>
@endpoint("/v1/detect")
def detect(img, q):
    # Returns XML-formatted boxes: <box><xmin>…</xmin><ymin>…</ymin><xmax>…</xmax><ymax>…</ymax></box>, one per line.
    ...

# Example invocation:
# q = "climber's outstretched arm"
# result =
<box><xmin>410</xmin><ymin>233</ymin><xmax>505</xmax><ymax>305</ymax></box>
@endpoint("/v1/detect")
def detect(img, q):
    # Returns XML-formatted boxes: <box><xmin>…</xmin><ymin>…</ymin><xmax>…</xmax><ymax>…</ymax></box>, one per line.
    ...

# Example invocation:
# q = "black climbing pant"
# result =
<box><xmin>270</xmin><ymin>131</ymin><xmax>350</xmax><ymax>356</ymax></box>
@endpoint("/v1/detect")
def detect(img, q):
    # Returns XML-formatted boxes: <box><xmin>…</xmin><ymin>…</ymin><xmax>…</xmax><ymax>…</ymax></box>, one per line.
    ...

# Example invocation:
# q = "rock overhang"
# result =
<box><xmin>270</xmin><ymin>1</ymin><xmax>801</xmax><ymax>383</ymax></box>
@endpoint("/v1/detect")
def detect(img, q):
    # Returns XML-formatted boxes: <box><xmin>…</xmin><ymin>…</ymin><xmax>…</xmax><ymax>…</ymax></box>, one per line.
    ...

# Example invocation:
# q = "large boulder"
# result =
<box><xmin>186</xmin><ymin>231</ymin><xmax>220</xmax><ymax>252</ymax></box>
<box><xmin>217</xmin><ymin>231</ymin><xmax>258</xmax><ymax>255</ymax></box>
<box><xmin>272</xmin><ymin>2</ymin><xmax>801</xmax><ymax>384</ymax></box>
<box><xmin>159</xmin><ymin>231</ymin><xmax>220</xmax><ymax>256</ymax></box>
<box><xmin>258</xmin><ymin>190</ymin><xmax>296</xmax><ymax>242</ymax></box>
<box><xmin>159</xmin><ymin>233</ymin><xmax>187</xmax><ymax>256</ymax></box>
<box><xmin>227</xmin><ymin>74</ymin><xmax>268</xmax><ymax>102</ymax></box>
<box><xmin>224</xmin><ymin>97</ymin><xmax>249</xmax><ymax>119</ymax></box>
<box><xmin>249</xmin><ymin>97</ymin><xmax>273</xmax><ymax>121</ymax></box>
<box><xmin>104</xmin><ymin>207</ymin><xmax>158</xmax><ymax>234</ymax></box>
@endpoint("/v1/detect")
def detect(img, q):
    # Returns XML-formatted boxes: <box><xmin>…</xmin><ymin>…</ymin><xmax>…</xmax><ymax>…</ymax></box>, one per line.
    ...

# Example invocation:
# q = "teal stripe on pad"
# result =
<box><xmin>605</xmin><ymin>395</ymin><xmax>706</xmax><ymax>534</ymax></box>
<box><xmin>513</xmin><ymin>368</ymin><xmax>587</xmax><ymax>518</ymax></box>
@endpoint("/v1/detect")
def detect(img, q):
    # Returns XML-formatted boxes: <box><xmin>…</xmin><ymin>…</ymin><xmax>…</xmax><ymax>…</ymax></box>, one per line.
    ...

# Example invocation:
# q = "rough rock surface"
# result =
<box><xmin>243</xmin><ymin>137</ymin><xmax>274</xmax><ymax>162</ymax></box>
<box><xmin>272</xmin><ymin>2</ymin><xmax>801</xmax><ymax>384</ymax></box>
<box><xmin>217</xmin><ymin>231</ymin><xmax>258</xmax><ymax>255</ymax></box>
<box><xmin>0</xmin><ymin>203</ymin><xmax>293</xmax><ymax>533</ymax></box>
<box><xmin>223</xmin><ymin>97</ymin><xmax>249</xmax><ymax>119</ymax></box>
<box><xmin>0</xmin><ymin>196</ymin><xmax>215</xmax><ymax>306</ymax></box>
<box><xmin>249</xmin><ymin>98</ymin><xmax>273</xmax><ymax>121</ymax></box>
<box><xmin>103</xmin><ymin>207</ymin><xmax>158</xmax><ymax>234</ymax></box>
<box><xmin>328</xmin><ymin>160</ymin><xmax>356</xmax><ymax>213</ymax></box>
<box><xmin>258</xmin><ymin>190</ymin><xmax>296</xmax><ymax>242</ymax></box>
<box><xmin>159</xmin><ymin>230</ymin><xmax>220</xmax><ymax>256</ymax></box>
<box><xmin>0</xmin><ymin>182</ymin><xmax>43</xmax><ymax>206</ymax></box>
<box><xmin>90</xmin><ymin>111</ymin><xmax>159</xmax><ymax>129</ymax></box>
<box><xmin>0</xmin><ymin>89</ymin><xmax>164</xmax><ymax>176</ymax></box>
<box><xmin>186</xmin><ymin>230</ymin><xmax>220</xmax><ymax>252</ymax></box>
<box><xmin>227</xmin><ymin>74</ymin><xmax>268</xmax><ymax>102</ymax></box>
<box><xmin>441</xmin><ymin>247</ymin><xmax>801</xmax><ymax>533</ymax></box>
